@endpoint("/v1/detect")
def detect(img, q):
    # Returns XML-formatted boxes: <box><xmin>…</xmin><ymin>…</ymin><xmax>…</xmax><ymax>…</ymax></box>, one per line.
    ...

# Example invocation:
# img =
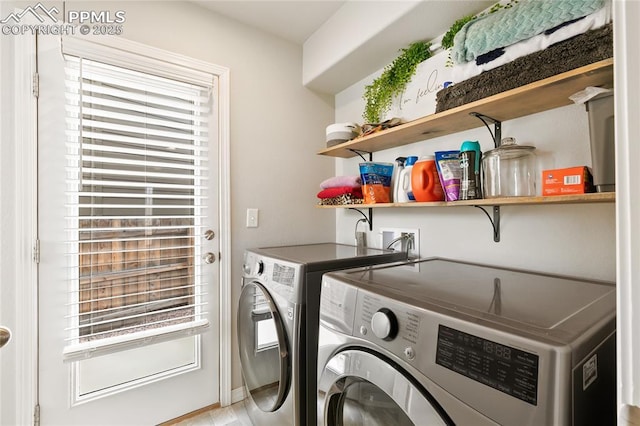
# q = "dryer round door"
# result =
<box><xmin>319</xmin><ymin>349</ymin><xmax>453</xmax><ymax>426</ymax></box>
<box><xmin>238</xmin><ymin>281</ymin><xmax>291</xmax><ymax>412</ymax></box>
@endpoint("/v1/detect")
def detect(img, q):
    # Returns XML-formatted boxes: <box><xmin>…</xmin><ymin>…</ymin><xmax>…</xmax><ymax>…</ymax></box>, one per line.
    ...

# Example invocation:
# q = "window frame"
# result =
<box><xmin>58</xmin><ymin>34</ymin><xmax>232</xmax><ymax>404</ymax></box>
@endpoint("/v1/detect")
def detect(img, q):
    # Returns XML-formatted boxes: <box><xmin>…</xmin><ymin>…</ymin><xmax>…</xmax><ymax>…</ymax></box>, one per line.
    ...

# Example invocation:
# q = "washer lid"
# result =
<box><xmin>329</xmin><ymin>258</ymin><xmax>615</xmax><ymax>342</ymax></box>
<box><xmin>249</xmin><ymin>243</ymin><xmax>406</xmax><ymax>272</ymax></box>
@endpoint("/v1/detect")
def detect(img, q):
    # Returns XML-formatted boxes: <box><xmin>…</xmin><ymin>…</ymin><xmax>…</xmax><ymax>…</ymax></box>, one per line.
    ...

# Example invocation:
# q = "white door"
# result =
<box><xmin>37</xmin><ymin>33</ymin><xmax>222</xmax><ymax>425</ymax></box>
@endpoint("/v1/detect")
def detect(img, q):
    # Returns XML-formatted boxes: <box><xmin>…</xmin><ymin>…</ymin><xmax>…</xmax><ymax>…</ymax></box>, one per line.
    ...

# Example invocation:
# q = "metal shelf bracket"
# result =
<box><xmin>468</xmin><ymin>112</ymin><xmax>502</xmax><ymax>241</ymax></box>
<box><xmin>473</xmin><ymin>205</ymin><xmax>501</xmax><ymax>242</ymax></box>
<box><xmin>345</xmin><ymin>149</ymin><xmax>373</xmax><ymax>230</ymax></box>
<box><xmin>347</xmin><ymin>149</ymin><xmax>373</xmax><ymax>162</ymax></box>
<box><xmin>348</xmin><ymin>207</ymin><xmax>373</xmax><ymax>231</ymax></box>
<box><xmin>470</xmin><ymin>112</ymin><xmax>502</xmax><ymax>148</ymax></box>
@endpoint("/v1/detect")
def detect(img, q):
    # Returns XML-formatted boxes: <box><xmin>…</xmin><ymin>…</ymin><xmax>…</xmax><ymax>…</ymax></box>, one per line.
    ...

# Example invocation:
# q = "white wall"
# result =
<box><xmin>334</xmin><ymin>68</ymin><xmax>616</xmax><ymax>282</ymax></box>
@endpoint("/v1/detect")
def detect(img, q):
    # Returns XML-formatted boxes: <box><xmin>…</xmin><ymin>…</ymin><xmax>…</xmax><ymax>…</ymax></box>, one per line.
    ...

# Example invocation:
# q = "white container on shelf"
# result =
<box><xmin>397</xmin><ymin>156</ymin><xmax>418</xmax><ymax>202</ymax></box>
<box><xmin>326</xmin><ymin>123</ymin><xmax>359</xmax><ymax>147</ymax></box>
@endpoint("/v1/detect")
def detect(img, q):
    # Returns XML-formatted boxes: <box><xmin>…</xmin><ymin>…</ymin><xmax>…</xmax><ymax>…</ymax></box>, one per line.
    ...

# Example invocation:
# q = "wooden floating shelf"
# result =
<box><xmin>318</xmin><ymin>59</ymin><xmax>614</xmax><ymax>158</ymax></box>
<box><xmin>316</xmin><ymin>192</ymin><xmax>615</xmax><ymax>209</ymax></box>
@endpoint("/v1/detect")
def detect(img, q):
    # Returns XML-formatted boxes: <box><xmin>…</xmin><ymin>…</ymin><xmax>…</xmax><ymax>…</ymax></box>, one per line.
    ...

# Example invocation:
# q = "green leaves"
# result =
<box><xmin>441</xmin><ymin>0</ymin><xmax>520</xmax><ymax>50</ymax></box>
<box><xmin>441</xmin><ymin>15</ymin><xmax>476</xmax><ymax>50</ymax></box>
<box><xmin>362</xmin><ymin>0</ymin><xmax>522</xmax><ymax>123</ymax></box>
<box><xmin>363</xmin><ymin>41</ymin><xmax>432</xmax><ymax>124</ymax></box>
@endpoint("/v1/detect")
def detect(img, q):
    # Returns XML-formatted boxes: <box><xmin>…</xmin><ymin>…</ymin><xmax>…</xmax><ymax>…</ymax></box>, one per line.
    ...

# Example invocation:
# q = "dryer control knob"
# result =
<box><xmin>256</xmin><ymin>261</ymin><xmax>264</xmax><ymax>275</ymax></box>
<box><xmin>371</xmin><ymin>308</ymin><xmax>398</xmax><ymax>341</ymax></box>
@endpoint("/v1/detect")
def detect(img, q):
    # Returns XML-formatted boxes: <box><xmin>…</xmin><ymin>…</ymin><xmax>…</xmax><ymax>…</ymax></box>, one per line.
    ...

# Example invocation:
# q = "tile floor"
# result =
<box><xmin>172</xmin><ymin>400</ymin><xmax>252</xmax><ymax>426</ymax></box>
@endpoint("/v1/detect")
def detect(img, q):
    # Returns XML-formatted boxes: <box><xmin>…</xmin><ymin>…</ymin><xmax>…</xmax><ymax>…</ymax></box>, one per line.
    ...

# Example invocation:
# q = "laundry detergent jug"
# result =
<box><xmin>411</xmin><ymin>155</ymin><xmax>444</xmax><ymax>202</ymax></box>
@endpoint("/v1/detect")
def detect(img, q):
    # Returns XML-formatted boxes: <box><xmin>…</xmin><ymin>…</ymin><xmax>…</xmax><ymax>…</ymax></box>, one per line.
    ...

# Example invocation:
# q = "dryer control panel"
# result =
<box><xmin>242</xmin><ymin>251</ymin><xmax>303</xmax><ymax>303</ymax></box>
<box><xmin>243</xmin><ymin>251</ymin><xmax>297</xmax><ymax>285</ymax></box>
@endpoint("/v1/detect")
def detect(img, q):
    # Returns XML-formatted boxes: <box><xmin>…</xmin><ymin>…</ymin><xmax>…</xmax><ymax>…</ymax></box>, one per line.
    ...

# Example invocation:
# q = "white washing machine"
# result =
<box><xmin>237</xmin><ymin>243</ymin><xmax>406</xmax><ymax>426</ymax></box>
<box><xmin>317</xmin><ymin>258</ymin><xmax>616</xmax><ymax>426</ymax></box>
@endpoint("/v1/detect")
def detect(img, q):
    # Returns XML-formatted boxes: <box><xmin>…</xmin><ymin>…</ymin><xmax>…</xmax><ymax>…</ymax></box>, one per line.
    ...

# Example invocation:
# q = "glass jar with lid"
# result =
<box><xmin>482</xmin><ymin>137</ymin><xmax>536</xmax><ymax>198</ymax></box>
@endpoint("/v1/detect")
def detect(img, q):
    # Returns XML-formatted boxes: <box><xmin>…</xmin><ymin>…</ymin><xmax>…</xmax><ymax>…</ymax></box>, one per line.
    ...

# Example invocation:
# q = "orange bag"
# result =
<box><xmin>359</xmin><ymin>162</ymin><xmax>394</xmax><ymax>204</ymax></box>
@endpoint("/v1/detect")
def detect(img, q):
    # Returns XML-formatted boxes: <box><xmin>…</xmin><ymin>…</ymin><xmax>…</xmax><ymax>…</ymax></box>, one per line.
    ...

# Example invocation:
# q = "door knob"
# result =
<box><xmin>204</xmin><ymin>229</ymin><xmax>215</xmax><ymax>240</ymax></box>
<box><xmin>0</xmin><ymin>326</ymin><xmax>11</xmax><ymax>349</ymax></box>
<box><xmin>203</xmin><ymin>252</ymin><xmax>216</xmax><ymax>264</ymax></box>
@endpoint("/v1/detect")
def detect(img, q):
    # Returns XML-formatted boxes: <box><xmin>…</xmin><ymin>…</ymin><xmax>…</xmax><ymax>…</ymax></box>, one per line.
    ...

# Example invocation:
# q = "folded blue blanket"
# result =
<box><xmin>451</xmin><ymin>0</ymin><xmax>604</xmax><ymax>64</ymax></box>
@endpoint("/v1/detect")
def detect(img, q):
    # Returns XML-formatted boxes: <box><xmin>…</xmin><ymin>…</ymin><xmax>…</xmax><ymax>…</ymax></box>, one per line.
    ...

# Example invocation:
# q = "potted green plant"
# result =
<box><xmin>362</xmin><ymin>41</ymin><xmax>432</xmax><ymax>124</ymax></box>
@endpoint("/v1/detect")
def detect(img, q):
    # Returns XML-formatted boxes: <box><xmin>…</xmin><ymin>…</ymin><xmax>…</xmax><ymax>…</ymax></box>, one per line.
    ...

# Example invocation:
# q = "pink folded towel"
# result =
<box><xmin>320</xmin><ymin>175</ymin><xmax>361</xmax><ymax>189</ymax></box>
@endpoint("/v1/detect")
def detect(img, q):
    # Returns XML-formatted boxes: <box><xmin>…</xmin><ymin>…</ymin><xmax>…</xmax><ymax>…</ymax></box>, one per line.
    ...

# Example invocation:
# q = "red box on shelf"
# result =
<box><xmin>542</xmin><ymin>166</ymin><xmax>595</xmax><ymax>196</ymax></box>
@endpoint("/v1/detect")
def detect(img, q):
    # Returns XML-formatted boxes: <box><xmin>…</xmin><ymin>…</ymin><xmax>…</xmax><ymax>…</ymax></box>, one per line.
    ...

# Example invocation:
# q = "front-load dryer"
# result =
<box><xmin>317</xmin><ymin>258</ymin><xmax>616</xmax><ymax>426</ymax></box>
<box><xmin>238</xmin><ymin>243</ymin><xmax>406</xmax><ymax>426</ymax></box>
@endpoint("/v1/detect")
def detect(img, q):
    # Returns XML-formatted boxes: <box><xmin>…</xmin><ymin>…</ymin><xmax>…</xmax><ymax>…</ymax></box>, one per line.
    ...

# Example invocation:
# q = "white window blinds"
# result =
<box><xmin>63</xmin><ymin>55</ymin><xmax>212</xmax><ymax>361</ymax></box>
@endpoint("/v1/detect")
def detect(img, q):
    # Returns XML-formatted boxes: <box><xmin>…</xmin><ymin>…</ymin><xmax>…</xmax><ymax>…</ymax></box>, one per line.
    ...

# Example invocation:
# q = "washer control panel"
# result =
<box><xmin>435</xmin><ymin>324</ymin><xmax>539</xmax><ymax>405</ymax></box>
<box><xmin>371</xmin><ymin>308</ymin><xmax>398</xmax><ymax>341</ymax></box>
<box><xmin>356</xmin><ymin>292</ymin><xmax>420</xmax><ymax>362</ymax></box>
<box><xmin>353</xmin><ymin>289</ymin><xmax>539</xmax><ymax>406</ymax></box>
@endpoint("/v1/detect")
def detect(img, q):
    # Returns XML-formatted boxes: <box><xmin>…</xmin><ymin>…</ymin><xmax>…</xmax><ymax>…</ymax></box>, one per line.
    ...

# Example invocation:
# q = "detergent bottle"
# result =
<box><xmin>411</xmin><ymin>155</ymin><xmax>445</xmax><ymax>202</ymax></box>
<box><xmin>398</xmin><ymin>156</ymin><xmax>418</xmax><ymax>203</ymax></box>
<box><xmin>459</xmin><ymin>140</ymin><xmax>482</xmax><ymax>200</ymax></box>
<box><xmin>390</xmin><ymin>156</ymin><xmax>407</xmax><ymax>203</ymax></box>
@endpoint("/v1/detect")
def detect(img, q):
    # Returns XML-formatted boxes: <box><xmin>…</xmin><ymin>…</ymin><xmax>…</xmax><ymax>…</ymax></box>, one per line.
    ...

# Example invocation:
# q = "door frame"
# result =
<box><xmin>614</xmin><ymin>0</ymin><xmax>640</xmax><ymax>421</ymax></box>
<box><xmin>8</xmin><ymin>33</ymin><xmax>232</xmax><ymax>422</ymax></box>
<box><xmin>3</xmin><ymin>28</ymin><xmax>39</xmax><ymax>426</ymax></box>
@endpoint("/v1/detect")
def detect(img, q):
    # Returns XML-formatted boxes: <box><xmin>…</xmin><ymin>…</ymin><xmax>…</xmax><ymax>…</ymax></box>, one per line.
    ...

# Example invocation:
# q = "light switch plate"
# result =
<box><xmin>246</xmin><ymin>208</ymin><xmax>259</xmax><ymax>228</ymax></box>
